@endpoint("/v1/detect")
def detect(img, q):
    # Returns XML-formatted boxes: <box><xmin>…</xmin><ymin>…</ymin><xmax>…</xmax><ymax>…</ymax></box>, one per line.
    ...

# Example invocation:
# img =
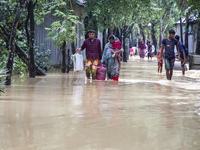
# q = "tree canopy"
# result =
<box><xmin>0</xmin><ymin>0</ymin><xmax>200</xmax><ymax>85</ymax></box>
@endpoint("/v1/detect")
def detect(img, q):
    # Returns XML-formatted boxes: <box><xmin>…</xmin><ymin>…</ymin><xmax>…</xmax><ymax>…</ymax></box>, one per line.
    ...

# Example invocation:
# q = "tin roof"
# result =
<box><xmin>77</xmin><ymin>0</ymin><xmax>85</xmax><ymax>6</ymax></box>
<box><xmin>174</xmin><ymin>14</ymin><xmax>198</xmax><ymax>25</ymax></box>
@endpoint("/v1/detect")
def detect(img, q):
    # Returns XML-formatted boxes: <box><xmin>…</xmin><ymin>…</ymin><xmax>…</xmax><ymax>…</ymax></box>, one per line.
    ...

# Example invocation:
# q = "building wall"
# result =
<box><xmin>175</xmin><ymin>23</ymin><xmax>197</xmax><ymax>54</ymax></box>
<box><xmin>191</xmin><ymin>23</ymin><xmax>198</xmax><ymax>54</ymax></box>
<box><xmin>35</xmin><ymin>5</ymin><xmax>103</xmax><ymax>67</ymax></box>
<box><xmin>34</xmin><ymin>5</ymin><xmax>86</xmax><ymax>67</ymax></box>
<box><xmin>98</xmin><ymin>30</ymin><xmax>103</xmax><ymax>49</ymax></box>
<box><xmin>34</xmin><ymin>13</ymin><xmax>62</xmax><ymax>66</ymax></box>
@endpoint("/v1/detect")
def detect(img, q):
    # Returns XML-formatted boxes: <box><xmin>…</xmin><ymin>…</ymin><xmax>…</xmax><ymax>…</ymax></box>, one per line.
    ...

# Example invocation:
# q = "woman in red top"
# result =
<box><xmin>109</xmin><ymin>37</ymin><xmax>122</xmax><ymax>70</ymax></box>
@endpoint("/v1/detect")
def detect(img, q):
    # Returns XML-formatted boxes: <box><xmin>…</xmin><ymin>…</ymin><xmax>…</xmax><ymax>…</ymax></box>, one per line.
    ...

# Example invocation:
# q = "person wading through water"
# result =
<box><xmin>160</xmin><ymin>29</ymin><xmax>180</xmax><ymax>80</ymax></box>
<box><xmin>175</xmin><ymin>35</ymin><xmax>187</xmax><ymax>75</ymax></box>
<box><xmin>76</xmin><ymin>30</ymin><xmax>102</xmax><ymax>80</ymax></box>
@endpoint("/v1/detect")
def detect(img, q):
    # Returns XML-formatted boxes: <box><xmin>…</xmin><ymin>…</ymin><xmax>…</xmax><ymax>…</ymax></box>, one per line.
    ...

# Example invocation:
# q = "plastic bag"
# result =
<box><xmin>71</xmin><ymin>53</ymin><xmax>84</xmax><ymax>71</ymax></box>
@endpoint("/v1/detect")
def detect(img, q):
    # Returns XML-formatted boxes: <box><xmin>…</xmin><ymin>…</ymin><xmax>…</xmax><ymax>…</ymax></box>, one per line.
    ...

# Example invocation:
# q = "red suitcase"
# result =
<box><xmin>96</xmin><ymin>63</ymin><xmax>106</xmax><ymax>80</ymax></box>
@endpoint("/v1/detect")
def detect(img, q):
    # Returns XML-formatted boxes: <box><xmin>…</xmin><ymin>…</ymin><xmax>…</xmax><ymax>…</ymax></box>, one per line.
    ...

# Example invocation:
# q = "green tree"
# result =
<box><xmin>0</xmin><ymin>0</ymin><xmax>47</xmax><ymax>85</ymax></box>
<box><xmin>0</xmin><ymin>68</ymin><xmax>6</xmax><ymax>94</ymax></box>
<box><xmin>84</xmin><ymin>0</ymin><xmax>151</xmax><ymax>61</ymax></box>
<box><xmin>44</xmin><ymin>0</ymin><xmax>81</xmax><ymax>73</ymax></box>
<box><xmin>131</xmin><ymin>0</ymin><xmax>182</xmax><ymax>54</ymax></box>
<box><xmin>4</xmin><ymin>0</ymin><xmax>26</xmax><ymax>85</ymax></box>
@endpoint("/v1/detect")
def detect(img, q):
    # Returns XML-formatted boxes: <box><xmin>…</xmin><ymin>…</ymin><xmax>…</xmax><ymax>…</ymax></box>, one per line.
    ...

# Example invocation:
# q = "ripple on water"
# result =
<box><xmin>119</xmin><ymin>78</ymin><xmax>200</xmax><ymax>91</ymax></box>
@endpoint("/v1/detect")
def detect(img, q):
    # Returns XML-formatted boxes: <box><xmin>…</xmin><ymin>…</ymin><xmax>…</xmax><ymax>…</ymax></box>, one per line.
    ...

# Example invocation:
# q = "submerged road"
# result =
<box><xmin>1</xmin><ymin>56</ymin><xmax>200</xmax><ymax>150</ymax></box>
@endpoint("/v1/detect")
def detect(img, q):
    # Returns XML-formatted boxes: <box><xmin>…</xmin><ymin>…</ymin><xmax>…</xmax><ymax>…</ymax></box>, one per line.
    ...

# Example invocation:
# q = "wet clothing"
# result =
<box><xmin>85</xmin><ymin>59</ymin><xmax>98</xmax><ymax>74</ymax></box>
<box><xmin>162</xmin><ymin>38</ymin><xmax>178</xmax><ymax>59</ymax></box>
<box><xmin>178</xmin><ymin>42</ymin><xmax>187</xmax><ymax>67</ymax></box>
<box><xmin>112</xmin><ymin>41</ymin><xmax>122</xmax><ymax>50</ymax></box>
<box><xmin>148</xmin><ymin>44</ymin><xmax>152</xmax><ymax>52</ymax></box>
<box><xmin>147</xmin><ymin>44</ymin><xmax>152</xmax><ymax>59</ymax></box>
<box><xmin>106</xmin><ymin>57</ymin><xmax>120</xmax><ymax>81</ymax></box>
<box><xmin>157</xmin><ymin>49</ymin><xmax>164</xmax><ymax>67</ymax></box>
<box><xmin>178</xmin><ymin>41</ymin><xmax>188</xmax><ymax>56</ymax></box>
<box><xmin>139</xmin><ymin>49</ymin><xmax>146</xmax><ymax>58</ymax></box>
<box><xmin>139</xmin><ymin>41</ymin><xmax>147</xmax><ymax>58</ymax></box>
<box><xmin>129</xmin><ymin>48</ymin><xmax>134</xmax><ymax>56</ymax></box>
<box><xmin>148</xmin><ymin>53</ymin><xmax>152</xmax><ymax>59</ymax></box>
<box><xmin>81</xmin><ymin>38</ymin><xmax>102</xmax><ymax>60</ymax></box>
<box><xmin>178</xmin><ymin>42</ymin><xmax>185</xmax><ymax>55</ymax></box>
<box><xmin>158</xmin><ymin>55</ymin><xmax>163</xmax><ymax>66</ymax></box>
<box><xmin>180</xmin><ymin>53</ymin><xmax>185</xmax><ymax>67</ymax></box>
<box><xmin>158</xmin><ymin>61</ymin><xmax>163</xmax><ymax>67</ymax></box>
<box><xmin>164</xmin><ymin>58</ymin><xmax>175</xmax><ymax>70</ymax></box>
<box><xmin>139</xmin><ymin>40</ymin><xmax>147</xmax><ymax>49</ymax></box>
<box><xmin>102</xmin><ymin>42</ymin><xmax>120</xmax><ymax>81</ymax></box>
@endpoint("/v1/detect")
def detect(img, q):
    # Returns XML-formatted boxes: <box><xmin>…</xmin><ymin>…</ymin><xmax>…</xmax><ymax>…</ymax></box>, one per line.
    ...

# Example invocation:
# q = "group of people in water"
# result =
<box><xmin>76</xmin><ymin>29</ymin><xmax>187</xmax><ymax>81</ymax></box>
<box><xmin>129</xmin><ymin>40</ymin><xmax>153</xmax><ymax>60</ymax></box>
<box><xmin>77</xmin><ymin>30</ymin><xmax>122</xmax><ymax>81</ymax></box>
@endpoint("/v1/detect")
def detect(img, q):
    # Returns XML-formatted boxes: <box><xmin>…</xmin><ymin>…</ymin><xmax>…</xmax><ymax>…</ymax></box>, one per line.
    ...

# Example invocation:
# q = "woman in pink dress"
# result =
<box><xmin>129</xmin><ymin>47</ymin><xmax>134</xmax><ymax>57</ymax></box>
<box><xmin>129</xmin><ymin>47</ymin><xmax>136</xmax><ymax>57</ymax></box>
<box><xmin>139</xmin><ymin>40</ymin><xmax>147</xmax><ymax>59</ymax></box>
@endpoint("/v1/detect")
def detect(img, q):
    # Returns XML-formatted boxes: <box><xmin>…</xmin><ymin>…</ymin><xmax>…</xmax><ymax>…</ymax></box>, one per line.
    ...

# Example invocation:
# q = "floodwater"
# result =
<box><xmin>1</xmin><ymin>56</ymin><xmax>200</xmax><ymax>150</ymax></box>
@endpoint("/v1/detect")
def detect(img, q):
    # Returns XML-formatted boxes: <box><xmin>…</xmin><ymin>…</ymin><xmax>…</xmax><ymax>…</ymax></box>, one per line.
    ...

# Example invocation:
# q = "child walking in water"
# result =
<box><xmin>109</xmin><ymin>37</ymin><xmax>122</xmax><ymax>70</ymax></box>
<box><xmin>157</xmin><ymin>46</ymin><xmax>164</xmax><ymax>73</ymax></box>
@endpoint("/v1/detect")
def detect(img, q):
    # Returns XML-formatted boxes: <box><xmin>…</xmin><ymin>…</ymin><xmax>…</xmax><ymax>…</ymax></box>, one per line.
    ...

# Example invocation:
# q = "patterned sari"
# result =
<box><xmin>101</xmin><ymin>42</ymin><xmax>120</xmax><ymax>81</ymax></box>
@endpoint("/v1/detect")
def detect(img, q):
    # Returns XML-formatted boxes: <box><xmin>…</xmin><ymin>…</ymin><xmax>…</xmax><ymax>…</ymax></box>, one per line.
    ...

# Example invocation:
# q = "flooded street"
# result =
<box><xmin>1</xmin><ymin>56</ymin><xmax>200</xmax><ymax>150</ymax></box>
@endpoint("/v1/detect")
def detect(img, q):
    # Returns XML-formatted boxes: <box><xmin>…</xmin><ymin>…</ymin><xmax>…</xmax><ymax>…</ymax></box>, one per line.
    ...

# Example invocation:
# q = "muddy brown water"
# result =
<box><xmin>1</xmin><ymin>56</ymin><xmax>200</xmax><ymax>150</ymax></box>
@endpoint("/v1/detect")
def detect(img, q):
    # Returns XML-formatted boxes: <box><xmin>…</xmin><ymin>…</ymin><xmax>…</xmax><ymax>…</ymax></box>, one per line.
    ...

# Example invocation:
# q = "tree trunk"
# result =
<box><xmin>67</xmin><ymin>49</ymin><xmax>70</xmax><ymax>73</ymax></box>
<box><xmin>71</xmin><ymin>43</ymin><xmax>76</xmax><ymax>54</ymax></box>
<box><xmin>141</xmin><ymin>32</ymin><xmax>145</xmax><ymax>43</ymax></box>
<box><xmin>121</xmin><ymin>25</ymin><xmax>133</xmax><ymax>62</ymax></box>
<box><xmin>25</xmin><ymin>2</ymin><xmax>30</xmax><ymax>48</ymax></box>
<box><xmin>122</xmin><ymin>34</ymin><xmax>127</xmax><ymax>62</ymax></box>
<box><xmin>147</xmin><ymin>29</ymin><xmax>151</xmax><ymax>42</ymax></box>
<box><xmin>160</xmin><ymin>6</ymin><xmax>172</xmax><ymax>42</ymax></box>
<box><xmin>69</xmin><ymin>0</ymin><xmax>76</xmax><ymax>55</ymax></box>
<box><xmin>61</xmin><ymin>41</ymin><xmax>67</xmax><ymax>73</ymax></box>
<box><xmin>180</xmin><ymin>17</ymin><xmax>183</xmax><ymax>43</ymax></box>
<box><xmin>196</xmin><ymin>21</ymin><xmax>200</xmax><ymax>55</ymax></box>
<box><xmin>0</xmin><ymin>25</ymin><xmax>46</xmax><ymax>76</ymax></box>
<box><xmin>113</xmin><ymin>27</ymin><xmax>118</xmax><ymax>37</ymax></box>
<box><xmin>29</xmin><ymin>0</ymin><xmax>35</xmax><ymax>78</ymax></box>
<box><xmin>159</xmin><ymin>17</ymin><xmax>162</xmax><ymax>46</ymax></box>
<box><xmin>108</xmin><ymin>28</ymin><xmax>112</xmax><ymax>37</ymax></box>
<box><xmin>6</xmin><ymin>1</ymin><xmax>26</xmax><ymax>85</ymax></box>
<box><xmin>131</xmin><ymin>29</ymin><xmax>134</xmax><ymax>47</ymax></box>
<box><xmin>139</xmin><ymin>24</ymin><xmax>146</xmax><ymax>43</ymax></box>
<box><xmin>118</xmin><ymin>27</ymin><xmax>122</xmax><ymax>41</ymax></box>
<box><xmin>103</xmin><ymin>29</ymin><xmax>107</xmax><ymax>50</ymax></box>
<box><xmin>151</xmin><ymin>23</ymin><xmax>157</xmax><ymax>55</ymax></box>
<box><xmin>185</xmin><ymin>13</ymin><xmax>189</xmax><ymax>49</ymax></box>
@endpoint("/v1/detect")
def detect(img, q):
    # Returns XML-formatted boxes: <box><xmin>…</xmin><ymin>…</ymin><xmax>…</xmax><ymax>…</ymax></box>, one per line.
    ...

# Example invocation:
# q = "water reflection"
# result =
<box><xmin>0</xmin><ymin>56</ymin><xmax>200</xmax><ymax>149</ymax></box>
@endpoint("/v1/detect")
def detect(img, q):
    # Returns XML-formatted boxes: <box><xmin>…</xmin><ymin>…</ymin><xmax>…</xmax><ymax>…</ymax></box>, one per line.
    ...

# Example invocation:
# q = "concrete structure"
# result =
<box><xmin>174</xmin><ymin>15</ymin><xmax>200</xmax><ymax>70</ymax></box>
<box><xmin>125</xmin><ymin>38</ymin><xmax>130</xmax><ymax>61</ymax></box>
<box><xmin>174</xmin><ymin>16</ymin><xmax>198</xmax><ymax>54</ymax></box>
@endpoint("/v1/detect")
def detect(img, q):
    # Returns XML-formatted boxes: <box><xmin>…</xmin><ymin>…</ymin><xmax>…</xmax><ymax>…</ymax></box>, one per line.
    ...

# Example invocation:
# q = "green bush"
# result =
<box><xmin>0</xmin><ymin>67</ymin><xmax>6</xmax><ymax>95</ymax></box>
<box><xmin>34</xmin><ymin>45</ymin><xmax>53</xmax><ymax>72</ymax></box>
<box><xmin>0</xmin><ymin>49</ymin><xmax>28</xmax><ymax>75</ymax></box>
<box><xmin>0</xmin><ymin>45</ymin><xmax>52</xmax><ymax>76</ymax></box>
